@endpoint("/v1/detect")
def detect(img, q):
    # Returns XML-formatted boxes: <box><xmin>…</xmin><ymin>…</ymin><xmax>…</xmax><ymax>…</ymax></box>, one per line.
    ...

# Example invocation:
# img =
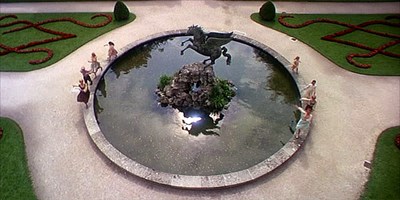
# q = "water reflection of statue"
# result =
<box><xmin>180</xmin><ymin>108</ymin><xmax>223</xmax><ymax>136</ymax></box>
<box><xmin>181</xmin><ymin>25</ymin><xmax>233</xmax><ymax>66</ymax></box>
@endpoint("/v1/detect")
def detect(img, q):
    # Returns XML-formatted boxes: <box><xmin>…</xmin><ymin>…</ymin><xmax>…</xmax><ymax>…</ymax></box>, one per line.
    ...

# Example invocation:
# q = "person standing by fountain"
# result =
<box><xmin>80</xmin><ymin>66</ymin><xmax>93</xmax><ymax>85</ymax></box>
<box><xmin>88</xmin><ymin>52</ymin><xmax>102</xmax><ymax>78</ymax></box>
<box><xmin>294</xmin><ymin>105</ymin><xmax>313</xmax><ymax>139</ymax></box>
<box><xmin>300</xmin><ymin>95</ymin><xmax>317</xmax><ymax>109</ymax></box>
<box><xmin>107</xmin><ymin>41</ymin><xmax>118</xmax><ymax>61</ymax></box>
<box><xmin>291</xmin><ymin>56</ymin><xmax>301</xmax><ymax>74</ymax></box>
<box><xmin>74</xmin><ymin>79</ymin><xmax>90</xmax><ymax>109</ymax></box>
<box><xmin>302</xmin><ymin>79</ymin><xmax>317</xmax><ymax>98</ymax></box>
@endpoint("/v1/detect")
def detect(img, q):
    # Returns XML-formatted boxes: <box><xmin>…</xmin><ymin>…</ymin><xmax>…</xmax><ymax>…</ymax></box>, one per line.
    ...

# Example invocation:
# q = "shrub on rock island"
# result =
<box><xmin>259</xmin><ymin>1</ymin><xmax>276</xmax><ymax>21</ymax></box>
<box><xmin>209</xmin><ymin>79</ymin><xmax>236</xmax><ymax>112</ymax></box>
<box><xmin>158</xmin><ymin>75</ymin><xmax>173</xmax><ymax>90</ymax></box>
<box><xmin>114</xmin><ymin>1</ymin><xmax>130</xmax><ymax>21</ymax></box>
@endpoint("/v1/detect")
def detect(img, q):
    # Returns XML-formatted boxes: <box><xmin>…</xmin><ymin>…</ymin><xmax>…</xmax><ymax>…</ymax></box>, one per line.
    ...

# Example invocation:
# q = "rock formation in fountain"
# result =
<box><xmin>155</xmin><ymin>62</ymin><xmax>235</xmax><ymax>113</ymax></box>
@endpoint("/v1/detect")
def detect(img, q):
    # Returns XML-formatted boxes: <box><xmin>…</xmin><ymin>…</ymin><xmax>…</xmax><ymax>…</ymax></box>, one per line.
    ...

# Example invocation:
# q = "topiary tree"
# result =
<box><xmin>259</xmin><ymin>1</ymin><xmax>276</xmax><ymax>21</ymax></box>
<box><xmin>114</xmin><ymin>1</ymin><xmax>130</xmax><ymax>21</ymax></box>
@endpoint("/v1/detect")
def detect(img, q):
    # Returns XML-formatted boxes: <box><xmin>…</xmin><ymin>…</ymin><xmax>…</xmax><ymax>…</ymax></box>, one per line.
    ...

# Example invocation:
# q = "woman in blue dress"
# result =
<box><xmin>294</xmin><ymin>105</ymin><xmax>313</xmax><ymax>139</ymax></box>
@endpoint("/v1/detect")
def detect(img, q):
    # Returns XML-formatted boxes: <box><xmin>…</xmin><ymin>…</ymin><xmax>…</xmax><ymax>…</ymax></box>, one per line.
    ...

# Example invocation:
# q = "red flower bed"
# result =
<box><xmin>0</xmin><ymin>14</ymin><xmax>113</xmax><ymax>65</ymax></box>
<box><xmin>278</xmin><ymin>15</ymin><xmax>400</xmax><ymax>69</ymax></box>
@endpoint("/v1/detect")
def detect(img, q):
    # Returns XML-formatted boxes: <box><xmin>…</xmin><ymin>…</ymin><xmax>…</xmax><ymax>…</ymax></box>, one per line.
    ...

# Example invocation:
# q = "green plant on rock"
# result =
<box><xmin>158</xmin><ymin>75</ymin><xmax>173</xmax><ymax>90</ymax></box>
<box><xmin>209</xmin><ymin>79</ymin><xmax>236</xmax><ymax>112</ymax></box>
<box><xmin>114</xmin><ymin>0</ymin><xmax>130</xmax><ymax>21</ymax></box>
<box><xmin>259</xmin><ymin>1</ymin><xmax>276</xmax><ymax>21</ymax></box>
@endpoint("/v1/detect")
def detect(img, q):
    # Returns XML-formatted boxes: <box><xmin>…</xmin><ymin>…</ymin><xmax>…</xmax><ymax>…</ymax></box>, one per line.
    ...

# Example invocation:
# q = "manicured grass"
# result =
<box><xmin>0</xmin><ymin>13</ymin><xmax>135</xmax><ymax>72</ymax></box>
<box><xmin>251</xmin><ymin>13</ymin><xmax>400</xmax><ymax>76</ymax></box>
<box><xmin>361</xmin><ymin>126</ymin><xmax>400</xmax><ymax>200</ymax></box>
<box><xmin>0</xmin><ymin>117</ymin><xmax>37</xmax><ymax>200</ymax></box>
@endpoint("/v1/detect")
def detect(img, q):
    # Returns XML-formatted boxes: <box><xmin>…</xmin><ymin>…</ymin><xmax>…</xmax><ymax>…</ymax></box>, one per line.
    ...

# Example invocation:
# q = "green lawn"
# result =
<box><xmin>0</xmin><ymin>13</ymin><xmax>135</xmax><ymax>72</ymax></box>
<box><xmin>361</xmin><ymin>126</ymin><xmax>400</xmax><ymax>200</ymax></box>
<box><xmin>251</xmin><ymin>13</ymin><xmax>400</xmax><ymax>76</ymax></box>
<box><xmin>0</xmin><ymin>117</ymin><xmax>37</xmax><ymax>200</ymax></box>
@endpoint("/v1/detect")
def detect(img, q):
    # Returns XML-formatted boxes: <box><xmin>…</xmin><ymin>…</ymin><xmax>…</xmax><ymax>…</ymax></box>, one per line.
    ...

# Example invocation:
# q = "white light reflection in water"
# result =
<box><xmin>179</xmin><ymin>112</ymin><xmax>201</xmax><ymax>131</ymax></box>
<box><xmin>177</xmin><ymin>109</ymin><xmax>223</xmax><ymax>131</ymax></box>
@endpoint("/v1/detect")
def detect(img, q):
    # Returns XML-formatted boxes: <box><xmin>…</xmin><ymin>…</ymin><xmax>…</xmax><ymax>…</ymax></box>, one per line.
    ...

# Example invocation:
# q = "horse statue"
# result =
<box><xmin>181</xmin><ymin>25</ymin><xmax>233</xmax><ymax>66</ymax></box>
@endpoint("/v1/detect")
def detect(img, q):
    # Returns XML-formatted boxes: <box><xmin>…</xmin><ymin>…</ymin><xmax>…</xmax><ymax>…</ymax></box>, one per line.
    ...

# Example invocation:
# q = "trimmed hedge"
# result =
<box><xmin>259</xmin><ymin>1</ymin><xmax>276</xmax><ymax>21</ymax></box>
<box><xmin>114</xmin><ymin>1</ymin><xmax>130</xmax><ymax>21</ymax></box>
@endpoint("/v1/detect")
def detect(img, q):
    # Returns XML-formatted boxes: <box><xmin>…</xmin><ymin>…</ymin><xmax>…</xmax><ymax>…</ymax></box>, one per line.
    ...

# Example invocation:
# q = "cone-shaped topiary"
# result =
<box><xmin>114</xmin><ymin>1</ymin><xmax>130</xmax><ymax>21</ymax></box>
<box><xmin>259</xmin><ymin>1</ymin><xmax>276</xmax><ymax>21</ymax></box>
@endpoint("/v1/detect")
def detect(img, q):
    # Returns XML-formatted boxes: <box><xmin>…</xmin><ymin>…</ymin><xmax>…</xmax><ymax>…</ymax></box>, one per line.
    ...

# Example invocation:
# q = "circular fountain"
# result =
<box><xmin>84</xmin><ymin>28</ymin><xmax>308</xmax><ymax>188</ymax></box>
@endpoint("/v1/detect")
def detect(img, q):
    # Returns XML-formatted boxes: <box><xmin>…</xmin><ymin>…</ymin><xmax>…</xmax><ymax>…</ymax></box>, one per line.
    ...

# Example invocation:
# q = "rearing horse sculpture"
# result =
<box><xmin>181</xmin><ymin>25</ymin><xmax>233</xmax><ymax>66</ymax></box>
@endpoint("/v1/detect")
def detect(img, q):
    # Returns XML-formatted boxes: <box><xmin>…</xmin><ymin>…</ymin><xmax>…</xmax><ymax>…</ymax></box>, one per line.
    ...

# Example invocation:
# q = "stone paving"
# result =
<box><xmin>1</xmin><ymin>1</ymin><xmax>399</xmax><ymax>200</ymax></box>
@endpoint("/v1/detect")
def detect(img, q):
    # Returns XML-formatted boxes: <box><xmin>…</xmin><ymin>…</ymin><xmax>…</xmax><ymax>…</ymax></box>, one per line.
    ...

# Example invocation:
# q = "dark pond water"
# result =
<box><xmin>95</xmin><ymin>36</ymin><xmax>299</xmax><ymax>176</ymax></box>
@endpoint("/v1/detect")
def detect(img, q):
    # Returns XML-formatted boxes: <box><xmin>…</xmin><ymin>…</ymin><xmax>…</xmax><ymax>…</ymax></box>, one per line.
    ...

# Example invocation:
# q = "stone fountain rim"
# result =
<box><xmin>83</xmin><ymin>29</ymin><xmax>309</xmax><ymax>189</ymax></box>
